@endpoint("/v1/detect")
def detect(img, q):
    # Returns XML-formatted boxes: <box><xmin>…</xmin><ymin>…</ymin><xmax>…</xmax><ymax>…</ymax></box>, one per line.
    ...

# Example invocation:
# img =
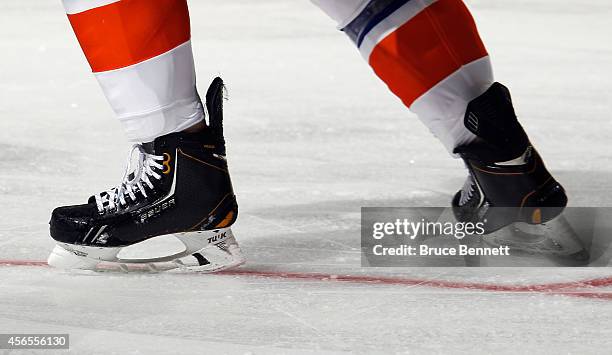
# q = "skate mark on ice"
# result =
<box><xmin>269</xmin><ymin>305</ymin><xmax>352</xmax><ymax>349</ymax></box>
<box><xmin>2</xmin><ymin>259</ymin><xmax>612</xmax><ymax>300</ymax></box>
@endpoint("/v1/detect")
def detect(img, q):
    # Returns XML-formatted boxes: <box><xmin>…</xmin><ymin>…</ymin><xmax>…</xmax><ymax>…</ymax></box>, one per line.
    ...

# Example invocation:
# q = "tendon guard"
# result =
<box><xmin>48</xmin><ymin>77</ymin><xmax>244</xmax><ymax>272</ymax></box>
<box><xmin>452</xmin><ymin>83</ymin><xmax>568</xmax><ymax>233</ymax></box>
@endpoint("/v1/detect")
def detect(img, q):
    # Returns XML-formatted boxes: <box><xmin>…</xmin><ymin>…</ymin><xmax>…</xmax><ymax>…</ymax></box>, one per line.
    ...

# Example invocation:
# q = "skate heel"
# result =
<box><xmin>174</xmin><ymin>228</ymin><xmax>246</xmax><ymax>272</ymax></box>
<box><xmin>520</xmin><ymin>180</ymin><xmax>568</xmax><ymax>225</ymax></box>
<box><xmin>477</xmin><ymin>181</ymin><xmax>568</xmax><ymax>234</ymax></box>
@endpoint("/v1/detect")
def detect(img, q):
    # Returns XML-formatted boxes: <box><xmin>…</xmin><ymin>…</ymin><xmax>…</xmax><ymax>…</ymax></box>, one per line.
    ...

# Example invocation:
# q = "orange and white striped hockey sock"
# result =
<box><xmin>62</xmin><ymin>0</ymin><xmax>203</xmax><ymax>142</ymax></box>
<box><xmin>314</xmin><ymin>0</ymin><xmax>494</xmax><ymax>153</ymax></box>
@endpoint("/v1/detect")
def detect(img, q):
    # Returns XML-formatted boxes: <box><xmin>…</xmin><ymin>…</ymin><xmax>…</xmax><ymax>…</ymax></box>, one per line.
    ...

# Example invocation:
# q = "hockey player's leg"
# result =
<box><xmin>313</xmin><ymin>0</ymin><xmax>491</xmax><ymax>151</ymax></box>
<box><xmin>49</xmin><ymin>1</ymin><xmax>244</xmax><ymax>272</ymax></box>
<box><xmin>62</xmin><ymin>0</ymin><xmax>203</xmax><ymax>142</ymax></box>
<box><xmin>313</xmin><ymin>0</ymin><xmax>567</xmax><ymax>232</ymax></box>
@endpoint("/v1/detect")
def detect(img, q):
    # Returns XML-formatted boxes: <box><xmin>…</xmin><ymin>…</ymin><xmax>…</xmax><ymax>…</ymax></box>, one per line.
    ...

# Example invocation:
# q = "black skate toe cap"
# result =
<box><xmin>50</xmin><ymin>203</ymin><xmax>98</xmax><ymax>243</ymax></box>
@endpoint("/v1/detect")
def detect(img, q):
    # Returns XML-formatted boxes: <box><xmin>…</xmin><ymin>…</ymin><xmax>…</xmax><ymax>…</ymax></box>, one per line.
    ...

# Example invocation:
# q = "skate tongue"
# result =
<box><xmin>205</xmin><ymin>77</ymin><xmax>227</xmax><ymax>156</ymax></box>
<box><xmin>142</xmin><ymin>142</ymin><xmax>156</xmax><ymax>154</ymax></box>
<box><xmin>141</xmin><ymin>77</ymin><xmax>227</xmax><ymax>157</ymax></box>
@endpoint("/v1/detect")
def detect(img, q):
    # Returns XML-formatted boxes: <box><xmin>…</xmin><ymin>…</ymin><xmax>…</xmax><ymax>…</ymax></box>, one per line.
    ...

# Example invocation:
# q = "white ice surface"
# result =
<box><xmin>1</xmin><ymin>0</ymin><xmax>612</xmax><ymax>354</ymax></box>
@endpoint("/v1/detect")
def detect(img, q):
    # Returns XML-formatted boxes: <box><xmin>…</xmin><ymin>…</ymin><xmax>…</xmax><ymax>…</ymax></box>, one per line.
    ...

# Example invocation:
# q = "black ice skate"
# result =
<box><xmin>48</xmin><ymin>77</ymin><xmax>244</xmax><ymax>272</ymax></box>
<box><xmin>452</xmin><ymin>82</ymin><xmax>568</xmax><ymax>234</ymax></box>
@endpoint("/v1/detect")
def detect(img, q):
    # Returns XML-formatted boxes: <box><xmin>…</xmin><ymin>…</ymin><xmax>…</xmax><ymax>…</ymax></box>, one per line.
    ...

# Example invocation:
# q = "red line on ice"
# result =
<box><xmin>0</xmin><ymin>260</ymin><xmax>48</xmax><ymax>266</ymax></box>
<box><xmin>2</xmin><ymin>259</ymin><xmax>611</xmax><ymax>299</ymax></box>
<box><xmin>219</xmin><ymin>269</ymin><xmax>612</xmax><ymax>294</ymax></box>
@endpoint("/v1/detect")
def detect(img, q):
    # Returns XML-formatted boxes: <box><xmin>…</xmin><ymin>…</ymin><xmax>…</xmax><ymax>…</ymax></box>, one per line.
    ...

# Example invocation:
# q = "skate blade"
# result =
<box><xmin>484</xmin><ymin>215</ymin><xmax>590</xmax><ymax>262</ymax></box>
<box><xmin>47</xmin><ymin>227</ymin><xmax>245</xmax><ymax>273</ymax></box>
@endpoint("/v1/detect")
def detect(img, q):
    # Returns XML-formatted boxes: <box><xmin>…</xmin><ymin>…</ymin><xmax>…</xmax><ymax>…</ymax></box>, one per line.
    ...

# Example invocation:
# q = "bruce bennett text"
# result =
<box><xmin>372</xmin><ymin>244</ymin><xmax>510</xmax><ymax>256</ymax></box>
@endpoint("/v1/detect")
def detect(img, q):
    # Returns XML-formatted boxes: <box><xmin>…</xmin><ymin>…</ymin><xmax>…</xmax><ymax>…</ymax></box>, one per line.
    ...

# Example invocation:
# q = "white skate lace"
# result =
<box><xmin>95</xmin><ymin>145</ymin><xmax>165</xmax><ymax>213</ymax></box>
<box><xmin>459</xmin><ymin>173</ymin><xmax>476</xmax><ymax>206</ymax></box>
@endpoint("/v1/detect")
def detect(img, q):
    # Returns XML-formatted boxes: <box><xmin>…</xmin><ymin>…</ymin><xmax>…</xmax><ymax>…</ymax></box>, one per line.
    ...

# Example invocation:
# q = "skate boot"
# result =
<box><xmin>48</xmin><ymin>77</ymin><xmax>245</xmax><ymax>272</ymax></box>
<box><xmin>452</xmin><ymin>82</ymin><xmax>568</xmax><ymax>234</ymax></box>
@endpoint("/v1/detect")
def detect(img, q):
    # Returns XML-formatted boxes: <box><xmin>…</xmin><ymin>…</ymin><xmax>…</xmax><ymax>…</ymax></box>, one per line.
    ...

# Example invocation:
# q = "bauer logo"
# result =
<box><xmin>361</xmin><ymin>207</ymin><xmax>612</xmax><ymax>267</ymax></box>
<box><xmin>138</xmin><ymin>198</ymin><xmax>176</xmax><ymax>224</ymax></box>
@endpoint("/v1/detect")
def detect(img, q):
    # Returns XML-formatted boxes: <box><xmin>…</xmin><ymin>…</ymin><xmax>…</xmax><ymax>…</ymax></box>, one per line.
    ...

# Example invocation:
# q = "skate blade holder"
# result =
<box><xmin>47</xmin><ymin>228</ymin><xmax>245</xmax><ymax>273</ymax></box>
<box><xmin>485</xmin><ymin>215</ymin><xmax>589</xmax><ymax>261</ymax></box>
